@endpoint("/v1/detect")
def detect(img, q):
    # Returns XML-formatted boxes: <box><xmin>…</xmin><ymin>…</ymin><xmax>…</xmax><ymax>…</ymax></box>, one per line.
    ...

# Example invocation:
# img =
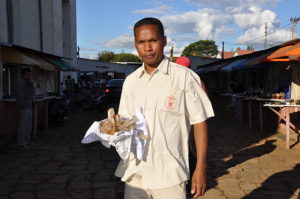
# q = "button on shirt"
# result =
<box><xmin>115</xmin><ymin>57</ymin><xmax>214</xmax><ymax>189</ymax></box>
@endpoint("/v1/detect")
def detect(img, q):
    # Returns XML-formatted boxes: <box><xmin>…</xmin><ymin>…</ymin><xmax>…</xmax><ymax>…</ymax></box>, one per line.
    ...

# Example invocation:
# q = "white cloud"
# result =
<box><xmin>234</xmin><ymin>6</ymin><xmax>290</xmax><ymax>46</ymax></box>
<box><xmin>161</xmin><ymin>8</ymin><xmax>232</xmax><ymax>40</ymax></box>
<box><xmin>79</xmin><ymin>46</ymin><xmax>99</xmax><ymax>52</ymax></box>
<box><xmin>95</xmin><ymin>35</ymin><xmax>134</xmax><ymax>49</ymax></box>
<box><xmin>131</xmin><ymin>49</ymin><xmax>139</xmax><ymax>56</ymax></box>
<box><xmin>236</xmin><ymin>25</ymin><xmax>290</xmax><ymax>46</ymax></box>
<box><xmin>92</xmin><ymin>0</ymin><xmax>289</xmax><ymax>55</ymax></box>
<box><xmin>164</xmin><ymin>37</ymin><xmax>183</xmax><ymax>57</ymax></box>
<box><xmin>133</xmin><ymin>5</ymin><xmax>173</xmax><ymax>15</ymax></box>
<box><xmin>186</xmin><ymin>0</ymin><xmax>280</xmax><ymax>10</ymax></box>
<box><xmin>233</xmin><ymin>7</ymin><xmax>279</xmax><ymax>30</ymax></box>
<box><xmin>80</xmin><ymin>53</ymin><xmax>98</xmax><ymax>60</ymax></box>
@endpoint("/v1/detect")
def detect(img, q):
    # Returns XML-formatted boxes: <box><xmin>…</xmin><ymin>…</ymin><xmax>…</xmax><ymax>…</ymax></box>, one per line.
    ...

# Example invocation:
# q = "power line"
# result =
<box><xmin>244</xmin><ymin>22</ymin><xmax>291</xmax><ymax>44</ymax></box>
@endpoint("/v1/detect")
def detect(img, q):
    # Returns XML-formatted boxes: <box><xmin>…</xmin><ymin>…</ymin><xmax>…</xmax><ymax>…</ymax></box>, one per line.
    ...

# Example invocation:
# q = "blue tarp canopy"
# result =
<box><xmin>220</xmin><ymin>58</ymin><xmax>252</xmax><ymax>72</ymax></box>
<box><xmin>232</xmin><ymin>63</ymin><xmax>264</xmax><ymax>70</ymax></box>
<box><xmin>196</xmin><ymin>60</ymin><xmax>234</xmax><ymax>73</ymax></box>
<box><xmin>221</xmin><ymin>51</ymin><xmax>274</xmax><ymax>71</ymax></box>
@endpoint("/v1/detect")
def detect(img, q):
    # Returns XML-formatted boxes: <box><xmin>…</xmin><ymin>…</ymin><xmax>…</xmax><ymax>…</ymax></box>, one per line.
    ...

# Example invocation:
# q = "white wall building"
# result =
<box><xmin>0</xmin><ymin>0</ymin><xmax>77</xmax><ymax>134</ymax></box>
<box><xmin>0</xmin><ymin>0</ymin><xmax>77</xmax><ymax>97</ymax></box>
<box><xmin>77</xmin><ymin>58</ymin><xmax>141</xmax><ymax>80</ymax></box>
<box><xmin>0</xmin><ymin>0</ymin><xmax>77</xmax><ymax>64</ymax></box>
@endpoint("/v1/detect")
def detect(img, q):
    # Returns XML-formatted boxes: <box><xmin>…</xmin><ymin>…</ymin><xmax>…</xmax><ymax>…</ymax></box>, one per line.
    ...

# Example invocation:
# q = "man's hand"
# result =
<box><xmin>191</xmin><ymin>167</ymin><xmax>206</xmax><ymax>198</ymax></box>
<box><xmin>191</xmin><ymin>121</ymin><xmax>208</xmax><ymax>198</ymax></box>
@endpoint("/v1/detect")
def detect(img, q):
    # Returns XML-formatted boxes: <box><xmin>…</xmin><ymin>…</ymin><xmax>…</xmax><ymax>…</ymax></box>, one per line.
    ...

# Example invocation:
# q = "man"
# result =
<box><xmin>116</xmin><ymin>17</ymin><xmax>214</xmax><ymax>199</ymax></box>
<box><xmin>65</xmin><ymin>75</ymin><xmax>75</xmax><ymax>99</ymax></box>
<box><xmin>16</xmin><ymin>68</ymin><xmax>35</xmax><ymax>149</ymax></box>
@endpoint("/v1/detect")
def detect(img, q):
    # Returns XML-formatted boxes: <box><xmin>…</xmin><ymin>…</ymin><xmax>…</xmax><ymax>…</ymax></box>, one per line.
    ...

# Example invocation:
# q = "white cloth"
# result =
<box><xmin>81</xmin><ymin>107</ymin><xmax>149</xmax><ymax>161</ymax></box>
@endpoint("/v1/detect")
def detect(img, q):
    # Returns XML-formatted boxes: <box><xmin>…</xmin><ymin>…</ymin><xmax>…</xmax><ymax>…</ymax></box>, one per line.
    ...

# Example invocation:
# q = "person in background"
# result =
<box><xmin>59</xmin><ymin>82</ymin><xmax>66</xmax><ymax>97</ymax></box>
<box><xmin>116</xmin><ymin>17</ymin><xmax>214</xmax><ymax>199</ymax></box>
<box><xmin>16</xmin><ymin>68</ymin><xmax>35</xmax><ymax>149</ymax></box>
<box><xmin>65</xmin><ymin>75</ymin><xmax>75</xmax><ymax>99</ymax></box>
<box><xmin>176</xmin><ymin>56</ymin><xmax>208</xmax><ymax>95</ymax></box>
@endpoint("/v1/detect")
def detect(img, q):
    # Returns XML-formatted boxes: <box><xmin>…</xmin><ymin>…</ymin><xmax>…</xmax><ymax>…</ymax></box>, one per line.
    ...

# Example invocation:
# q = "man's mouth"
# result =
<box><xmin>144</xmin><ymin>54</ymin><xmax>155</xmax><ymax>59</ymax></box>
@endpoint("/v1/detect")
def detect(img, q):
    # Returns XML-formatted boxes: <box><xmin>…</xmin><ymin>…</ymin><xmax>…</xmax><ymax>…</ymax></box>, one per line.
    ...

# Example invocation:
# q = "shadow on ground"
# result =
<box><xmin>0</xmin><ymin>109</ymin><xmax>124</xmax><ymax>199</ymax></box>
<box><xmin>242</xmin><ymin>163</ymin><xmax>300</xmax><ymax>198</ymax></box>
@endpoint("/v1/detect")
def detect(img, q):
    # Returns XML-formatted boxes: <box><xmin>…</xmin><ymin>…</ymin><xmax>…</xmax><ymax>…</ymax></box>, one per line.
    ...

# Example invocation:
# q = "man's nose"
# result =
<box><xmin>144</xmin><ymin>42</ymin><xmax>152</xmax><ymax>51</ymax></box>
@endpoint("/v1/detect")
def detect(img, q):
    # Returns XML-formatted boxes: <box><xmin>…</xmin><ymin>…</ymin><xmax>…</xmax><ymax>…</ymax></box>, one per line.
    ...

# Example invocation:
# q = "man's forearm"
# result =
<box><xmin>193</xmin><ymin>121</ymin><xmax>208</xmax><ymax>170</ymax></box>
<box><xmin>191</xmin><ymin>121</ymin><xmax>208</xmax><ymax>197</ymax></box>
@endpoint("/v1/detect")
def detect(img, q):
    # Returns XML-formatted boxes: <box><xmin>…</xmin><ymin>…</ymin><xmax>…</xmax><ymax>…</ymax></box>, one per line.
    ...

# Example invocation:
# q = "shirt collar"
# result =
<box><xmin>137</xmin><ymin>56</ymin><xmax>169</xmax><ymax>78</ymax></box>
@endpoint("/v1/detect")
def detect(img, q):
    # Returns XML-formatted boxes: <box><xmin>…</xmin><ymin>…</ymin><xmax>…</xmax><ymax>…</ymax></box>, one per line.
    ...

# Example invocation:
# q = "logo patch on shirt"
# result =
<box><xmin>166</xmin><ymin>95</ymin><xmax>177</xmax><ymax>110</ymax></box>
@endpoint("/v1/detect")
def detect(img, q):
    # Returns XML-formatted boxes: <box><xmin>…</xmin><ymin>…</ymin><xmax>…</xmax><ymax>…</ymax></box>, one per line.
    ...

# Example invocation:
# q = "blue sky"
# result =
<box><xmin>77</xmin><ymin>0</ymin><xmax>300</xmax><ymax>59</ymax></box>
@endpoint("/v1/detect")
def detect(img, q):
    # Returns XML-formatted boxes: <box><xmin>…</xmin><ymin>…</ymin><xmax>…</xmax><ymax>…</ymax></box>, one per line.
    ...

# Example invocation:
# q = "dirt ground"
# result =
<box><xmin>0</xmin><ymin>105</ymin><xmax>299</xmax><ymax>199</ymax></box>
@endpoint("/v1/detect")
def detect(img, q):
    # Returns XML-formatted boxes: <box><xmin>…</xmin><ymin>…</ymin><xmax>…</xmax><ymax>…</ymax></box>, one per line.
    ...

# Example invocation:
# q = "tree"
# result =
<box><xmin>112</xmin><ymin>53</ymin><xmax>141</xmax><ymax>62</ymax></box>
<box><xmin>247</xmin><ymin>45</ymin><xmax>254</xmax><ymax>50</ymax></box>
<box><xmin>97</xmin><ymin>51</ymin><xmax>115</xmax><ymax>62</ymax></box>
<box><xmin>97</xmin><ymin>51</ymin><xmax>141</xmax><ymax>62</ymax></box>
<box><xmin>182</xmin><ymin>40</ymin><xmax>218</xmax><ymax>57</ymax></box>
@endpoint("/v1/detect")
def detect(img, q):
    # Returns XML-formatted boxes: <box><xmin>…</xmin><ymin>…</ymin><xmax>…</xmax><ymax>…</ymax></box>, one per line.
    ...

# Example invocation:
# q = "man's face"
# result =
<box><xmin>134</xmin><ymin>24</ymin><xmax>166</xmax><ymax>68</ymax></box>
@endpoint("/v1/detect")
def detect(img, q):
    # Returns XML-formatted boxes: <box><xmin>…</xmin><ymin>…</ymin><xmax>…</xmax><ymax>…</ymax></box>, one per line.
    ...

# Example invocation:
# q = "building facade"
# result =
<box><xmin>0</xmin><ymin>0</ymin><xmax>77</xmax><ymax>134</ymax></box>
<box><xmin>0</xmin><ymin>0</ymin><xmax>76</xmax><ymax>62</ymax></box>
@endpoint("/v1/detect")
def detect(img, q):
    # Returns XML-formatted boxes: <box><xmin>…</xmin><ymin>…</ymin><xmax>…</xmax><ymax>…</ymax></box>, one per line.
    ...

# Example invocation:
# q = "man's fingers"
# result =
<box><xmin>201</xmin><ymin>183</ymin><xmax>207</xmax><ymax>195</ymax></box>
<box><xmin>192</xmin><ymin>184</ymin><xmax>200</xmax><ymax>198</ymax></box>
<box><xmin>193</xmin><ymin>184</ymin><xmax>206</xmax><ymax>198</ymax></box>
<box><xmin>191</xmin><ymin>181</ymin><xmax>196</xmax><ymax>194</ymax></box>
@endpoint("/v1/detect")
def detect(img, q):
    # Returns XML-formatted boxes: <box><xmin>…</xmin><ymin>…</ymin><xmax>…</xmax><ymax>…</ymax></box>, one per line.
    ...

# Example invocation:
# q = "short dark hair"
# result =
<box><xmin>21</xmin><ymin>68</ymin><xmax>31</xmax><ymax>75</ymax></box>
<box><xmin>134</xmin><ymin>17</ymin><xmax>165</xmax><ymax>37</ymax></box>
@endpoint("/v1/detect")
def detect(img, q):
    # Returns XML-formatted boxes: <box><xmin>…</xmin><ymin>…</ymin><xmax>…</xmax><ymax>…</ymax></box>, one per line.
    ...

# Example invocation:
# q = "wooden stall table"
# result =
<box><xmin>263</xmin><ymin>103</ymin><xmax>300</xmax><ymax>149</ymax></box>
<box><xmin>256</xmin><ymin>98</ymin><xmax>285</xmax><ymax>133</ymax></box>
<box><xmin>32</xmin><ymin>96</ymin><xmax>60</xmax><ymax>140</ymax></box>
<box><xmin>1</xmin><ymin>99</ymin><xmax>19</xmax><ymax>134</ymax></box>
<box><xmin>244</xmin><ymin>97</ymin><xmax>256</xmax><ymax>130</ymax></box>
<box><xmin>221</xmin><ymin>93</ymin><xmax>246</xmax><ymax>123</ymax></box>
<box><xmin>235</xmin><ymin>94</ymin><xmax>246</xmax><ymax>123</ymax></box>
<box><xmin>246</xmin><ymin>97</ymin><xmax>285</xmax><ymax>132</ymax></box>
<box><xmin>219</xmin><ymin>93</ymin><xmax>233</xmax><ymax>116</ymax></box>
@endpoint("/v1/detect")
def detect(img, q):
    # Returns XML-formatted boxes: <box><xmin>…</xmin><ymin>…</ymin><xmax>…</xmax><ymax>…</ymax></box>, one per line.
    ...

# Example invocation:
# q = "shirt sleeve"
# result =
<box><xmin>185</xmin><ymin>71</ymin><xmax>214</xmax><ymax>124</ymax></box>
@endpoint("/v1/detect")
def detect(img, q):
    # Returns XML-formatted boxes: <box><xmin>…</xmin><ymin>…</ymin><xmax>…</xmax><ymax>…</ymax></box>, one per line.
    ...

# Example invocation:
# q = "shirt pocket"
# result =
<box><xmin>160</xmin><ymin>87</ymin><xmax>183</xmax><ymax>114</ymax></box>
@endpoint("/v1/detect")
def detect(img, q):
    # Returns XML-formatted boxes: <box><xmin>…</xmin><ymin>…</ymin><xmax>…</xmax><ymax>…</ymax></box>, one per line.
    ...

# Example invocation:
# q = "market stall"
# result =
<box><xmin>0</xmin><ymin>46</ymin><xmax>69</xmax><ymax>137</ymax></box>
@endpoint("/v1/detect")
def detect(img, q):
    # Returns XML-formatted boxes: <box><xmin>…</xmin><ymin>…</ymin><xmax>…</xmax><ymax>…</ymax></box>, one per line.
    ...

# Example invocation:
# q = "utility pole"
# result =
<box><xmin>169</xmin><ymin>46</ymin><xmax>174</xmax><ymax>61</ymax></box>
<box><xmin>77</xmin><ymin>46</ymin><xmax>80</xmax><ymax>58</ymax></box>
<box><xmin>221</xmin><ymin>41</ymin><xmax>224</xmax><ymax>59</ymax></box>
<box><xmin>290</xmin><ymin>17</ymin><xmax>300</xmax><ymax>40</ymax></box>
<box><xmin>264</xmin><ymin>22</ymin><xmax>268</xmax><ymax>49</ymax></box>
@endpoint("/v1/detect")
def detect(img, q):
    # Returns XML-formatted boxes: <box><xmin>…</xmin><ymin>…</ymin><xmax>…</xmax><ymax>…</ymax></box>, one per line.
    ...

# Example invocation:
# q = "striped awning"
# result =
<box><xmin>0</xmin><ymin>46</ymin><xmax>56</xmax><ymax>71</ymax></box>
<box><xmin>263</xmin><ymin>42</ymin><xmax>300</xmax><ymax>62</ymax></box>
<box><xmin>41</xmin><ymin>55</ymin><xmax>77</xmax><ymax>71</ymax></box>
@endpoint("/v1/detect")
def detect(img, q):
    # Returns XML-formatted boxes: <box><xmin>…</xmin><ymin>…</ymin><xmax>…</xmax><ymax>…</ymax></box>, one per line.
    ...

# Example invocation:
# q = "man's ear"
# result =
<box><xmin>163</xmin><ymin>36</ymin><xmax>167</xmax><ymax>47</ymax></box>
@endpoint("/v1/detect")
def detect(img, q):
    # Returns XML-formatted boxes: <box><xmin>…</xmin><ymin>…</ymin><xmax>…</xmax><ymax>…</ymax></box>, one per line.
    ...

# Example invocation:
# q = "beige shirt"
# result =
<box><xmin>115</xmin><ymin>57</ymin><xmax>214</xmax><ymax>189</ymax></box>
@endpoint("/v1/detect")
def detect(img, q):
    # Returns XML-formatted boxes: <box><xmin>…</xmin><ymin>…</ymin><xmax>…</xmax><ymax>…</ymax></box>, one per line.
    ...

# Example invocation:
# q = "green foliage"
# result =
<box><xmin>182</xmin><ymin>40</ymin><xmax>218</xmax><ymax>57</ymax></box>
<box><xmin>97</xmin><ymin>51</ymin><xmax>141</xmax><ymax>62</ymax></box>
<box><xmin>113</xmin><ymin>53</ymin><xmax>141</xmax><ymax>62</ymax></box>
<box><xmin>97</xmin><ymin>51</ymin><xmax>115</xmax><ymax>62</ymax></box>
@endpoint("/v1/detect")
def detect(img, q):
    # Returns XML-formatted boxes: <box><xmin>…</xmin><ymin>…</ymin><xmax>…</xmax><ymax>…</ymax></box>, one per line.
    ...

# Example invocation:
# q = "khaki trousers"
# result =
<box><xmin>124</xmin><ymin>175</ymin><xmax>186</xmax><ymax>199</ymax></box>
<box><xmin>17</xmin><ymin>108</ymin><xmax>32</xmax><ymax>146</ymax></box>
